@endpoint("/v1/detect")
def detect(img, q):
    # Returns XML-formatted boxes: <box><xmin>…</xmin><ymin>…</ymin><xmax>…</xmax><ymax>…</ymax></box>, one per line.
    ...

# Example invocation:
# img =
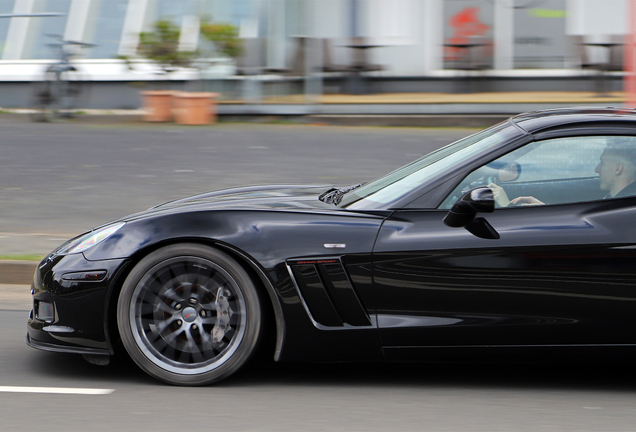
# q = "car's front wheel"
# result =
<box><xmin>117</xmin><ymin>244</ymin><xmax>262</xmax><ymax>385</ymax></box>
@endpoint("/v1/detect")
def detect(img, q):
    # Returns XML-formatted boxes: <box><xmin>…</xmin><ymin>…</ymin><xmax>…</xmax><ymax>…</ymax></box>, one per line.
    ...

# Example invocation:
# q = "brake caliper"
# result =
<box><xmin>211</xmin><ymin>287</ymin><xmax>232</xmax><ymax>343</ymax></box>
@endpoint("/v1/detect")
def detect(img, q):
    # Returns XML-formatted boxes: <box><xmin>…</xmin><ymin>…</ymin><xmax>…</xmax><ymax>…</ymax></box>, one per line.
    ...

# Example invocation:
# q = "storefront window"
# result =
<box><xmin>443</xmin><ymin>0</ymin><xmax>494</xmax><ymax>70</ymax></box>
<box><xmin>0</xmin><ymin>0</ymin><xmax>14</xmax><ymax>58</ymax></box>
<box><xmin>23</xmin><ymin>0</ymin><xmax>71</xmax><ymax>60</ymax></box>
<box><xmin>85</xmin><ymin>0</ymin><xmax>129</xmax><ymax>59</ymax></box>
<box><xmin>513</xmin><ymin>0</ymin><xmax>569</xmax><ymax>69</ymax></box>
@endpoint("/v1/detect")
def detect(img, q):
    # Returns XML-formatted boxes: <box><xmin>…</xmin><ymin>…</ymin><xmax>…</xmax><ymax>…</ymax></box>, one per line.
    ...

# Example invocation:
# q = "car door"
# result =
<box><xmin>373</xmin><ymin>134</ymin><xmax>636</xmax><ymax>353</ymax></box>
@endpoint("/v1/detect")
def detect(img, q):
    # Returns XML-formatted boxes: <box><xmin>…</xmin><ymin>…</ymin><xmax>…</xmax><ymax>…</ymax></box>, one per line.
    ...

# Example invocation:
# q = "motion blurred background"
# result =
<box><xmin>0</xmin><ymin>0</ymin><xmax>635</xmax><ymax>111</ymax></box>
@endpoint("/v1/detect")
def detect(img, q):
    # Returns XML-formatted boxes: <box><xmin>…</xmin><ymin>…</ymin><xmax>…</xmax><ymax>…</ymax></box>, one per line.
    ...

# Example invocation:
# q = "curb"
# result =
<box><xmin>0</xmin><ymin>261</ymin><xmax>38</xmax><ymax>285</ymax></box>
<box><xmin>0</xmin><ymin>111</ymin><xmax>509</xmax><ymax>128</ymax></box>
<box><xmin>305</xmin><ymin>114</ymin><xmax>509</xmax><ymax>128</ymax></box>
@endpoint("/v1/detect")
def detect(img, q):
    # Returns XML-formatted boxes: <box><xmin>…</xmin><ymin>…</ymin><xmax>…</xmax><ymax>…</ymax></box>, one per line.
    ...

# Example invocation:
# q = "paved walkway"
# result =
<box><xmin>225</xmin><ymin>91</ymin><xmax>626</xmax><ymax>105</ymax></box>
<box><xmin>0</xmin><ymin>284</ymin><xmax>31</xmax><ymax>310</ymax></box>
<box><xmin>0</xmin><ymin>260</ymin><xmax>37</xmax><ymax>286</ymax></box>
<box><xmin>3</xmin><ymin>91</ymin><xmax>629</xmax><ymax>119</ymax></box>
<box><xmin>216</xmin><ymin>91</ymin><xmax>628</xmax><ymax>116</ymax></box>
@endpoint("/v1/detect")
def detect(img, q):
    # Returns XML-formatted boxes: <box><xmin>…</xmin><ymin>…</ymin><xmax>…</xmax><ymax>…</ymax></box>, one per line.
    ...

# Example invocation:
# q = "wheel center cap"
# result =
<box><xmin>182</xmin><ymin>307</ymin><xmax>197</xmax><ymax>323</ymax></box>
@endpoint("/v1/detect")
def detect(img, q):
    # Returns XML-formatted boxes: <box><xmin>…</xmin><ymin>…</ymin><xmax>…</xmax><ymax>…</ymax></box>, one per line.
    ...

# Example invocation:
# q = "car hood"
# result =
<box><xmin>124</xmin><ymin>185</ymin><xmax>338</xmax><ymax>220</ymax></box>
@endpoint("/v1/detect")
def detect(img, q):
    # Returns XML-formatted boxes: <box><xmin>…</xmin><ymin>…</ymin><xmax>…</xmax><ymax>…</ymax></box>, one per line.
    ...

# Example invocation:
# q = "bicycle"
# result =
<box><xmin>30</xmin><ymin>36</ymin><xmax>95</xmax><ymax>122</ymax></box>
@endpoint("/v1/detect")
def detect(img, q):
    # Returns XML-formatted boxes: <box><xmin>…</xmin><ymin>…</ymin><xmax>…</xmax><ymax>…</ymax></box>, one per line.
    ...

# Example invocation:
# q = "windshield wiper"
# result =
<box><xmin>318</xmin><ymin>183</ymin><xmax>363</xmax><ymax>205</ymax></box>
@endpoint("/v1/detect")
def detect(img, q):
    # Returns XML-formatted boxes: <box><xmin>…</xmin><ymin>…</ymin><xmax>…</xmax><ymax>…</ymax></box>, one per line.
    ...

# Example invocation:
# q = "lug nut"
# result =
<box><xmin>175</xmin><ymin>304</ymin><xmax>182</xmax><ymax>310</ymax></box>
<box><xmin>176</xmin><ymin>319</ymin><xmax>183</xmax><ymax>326</ymax></box>
<box><xmin>189</xmin><ymin>298</ymin><xmax>197</xmax><ymax>305</ymax></box>
<box><xmin>200</xmin><ymin>310</ymin><xmax>206</xmax><ymax>318</ymax></box>
<box><xmin>191</xmin><ymin>324</ymin><xmax>198</xmax><ymax>331</ymax></box>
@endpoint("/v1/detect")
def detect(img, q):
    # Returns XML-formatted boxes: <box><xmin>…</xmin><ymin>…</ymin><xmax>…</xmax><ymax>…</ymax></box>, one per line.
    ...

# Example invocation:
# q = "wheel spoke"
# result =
<box><xmin>198</xmin><ymin>331</ymin><xmax>215</xmax><ymax>353</ymax></box>
<box><xmin>184</xmin><ymin>332</ymin><xmax>205</xmax><ymax>363</ymax></box>
<box><xmin>156</xmin><ymin>266</ymin><xmax>177</xmax><ymax>290</ymax></box>
<box><xmin>140</xmin><ymin>296</ymin><xmax>174</xmax><ymax>314</ymax></box>
<box><xmin>154</xmin><ymin>316</ymin><xmax>178</xmax><ymax>334</ymax></box>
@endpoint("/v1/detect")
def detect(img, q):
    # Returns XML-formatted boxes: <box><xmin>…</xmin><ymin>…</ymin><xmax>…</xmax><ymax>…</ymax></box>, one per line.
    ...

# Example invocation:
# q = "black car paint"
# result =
<box><xmin>29</xmin><ymin>187</ymin><xmax>390</xmax><ymax>362</ymax></box>
<box><xmin>26</xmin><ymin>108</ymin><xmax>636</xmax><ymax>367</ymax></box>
<box><xmin>375</xmin><ymin>200</ymin><xmax>636</xmax><ymax>351</ymax></box>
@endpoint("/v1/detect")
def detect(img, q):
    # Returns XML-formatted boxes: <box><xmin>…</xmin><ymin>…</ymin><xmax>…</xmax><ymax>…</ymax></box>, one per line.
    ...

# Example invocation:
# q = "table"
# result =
<box><xmin>340</xmin><ymin>41</ymin><xmax>386</xmax><ymax>94</ymax></box>
<box><xmin>444</xmin><ymin>42</ymin><xmax>487</xmax><ymax>69</ymax></box>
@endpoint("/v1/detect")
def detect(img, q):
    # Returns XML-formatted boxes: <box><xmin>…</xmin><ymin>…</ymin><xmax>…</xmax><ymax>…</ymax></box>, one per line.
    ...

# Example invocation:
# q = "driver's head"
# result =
<box><xmin>595</xmin><ymin>137</ymin><xmax>636</xmax><ymax>196</ymax></box>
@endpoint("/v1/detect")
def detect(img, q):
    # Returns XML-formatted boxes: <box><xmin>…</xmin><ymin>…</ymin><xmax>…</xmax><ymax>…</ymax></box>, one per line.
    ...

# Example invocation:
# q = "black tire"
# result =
<box><xmin>117</xmin><ymin>244</ymin><xmax>262</xmax><ymax>385</ymax></box>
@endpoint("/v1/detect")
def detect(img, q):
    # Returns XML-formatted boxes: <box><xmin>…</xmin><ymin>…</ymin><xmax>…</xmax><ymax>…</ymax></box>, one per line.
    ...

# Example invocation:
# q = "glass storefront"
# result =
<box><xmin>23</xmin><ymin>0</ymin><xmax>71</xmax><ymax>60</ymax></box>
<box><xmin>0</xmin><ymin>0</ymin><xmax>16</xmax><ymax>59</ymax></box>
<box><xmin>0</xmin><ymin>0</ymin><xmax>630</xmax><ymax>74</ymax></box>
<box><xmin>513</xmin><ymin>0</ymin><xmax>569</xmax><ymax>69</ymax></box>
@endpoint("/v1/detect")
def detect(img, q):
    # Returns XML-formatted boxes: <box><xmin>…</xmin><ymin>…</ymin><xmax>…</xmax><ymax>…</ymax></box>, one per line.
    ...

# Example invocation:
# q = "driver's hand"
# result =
<box><xmin>488</xmin><ymin>183</ymin><xmax>510</xmax><ymax>207</ymax></box>
<box><xmin>510</xmin><ymin>196</ymin><xmax>545</xmax><ymax>206</ymax></box>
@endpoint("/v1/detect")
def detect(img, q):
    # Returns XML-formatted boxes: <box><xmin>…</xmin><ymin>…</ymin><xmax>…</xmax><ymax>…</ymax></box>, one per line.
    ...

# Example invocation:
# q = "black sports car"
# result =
<box><xmin>27</xmin><ymin>107</ymin><xmax>636</xmax><ymax>385</ymax></box>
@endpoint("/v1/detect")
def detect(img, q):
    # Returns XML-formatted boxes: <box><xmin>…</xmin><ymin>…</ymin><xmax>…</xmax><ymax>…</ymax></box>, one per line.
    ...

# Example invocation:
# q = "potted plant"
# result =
<box><xmin>169</xmin><ymin>19</ymin><xmax>243</xmax><ymax>125</ymax></box>
<box><xmin>199</xmin><ymin>20</ymin><xmax>243</xmax><ymax>60</ymax></box>
<box><xmin>137</xmin><ymin>19</ymin><xmax>197</xmax><ymax>122</ymax></box>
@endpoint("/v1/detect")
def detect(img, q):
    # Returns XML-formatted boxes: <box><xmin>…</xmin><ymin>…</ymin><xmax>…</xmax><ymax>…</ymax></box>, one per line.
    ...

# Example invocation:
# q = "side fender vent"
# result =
<box><xmin>289</xmin><ymin>260</ymin><xmax>371</xmax><ymax>328</ymax></box>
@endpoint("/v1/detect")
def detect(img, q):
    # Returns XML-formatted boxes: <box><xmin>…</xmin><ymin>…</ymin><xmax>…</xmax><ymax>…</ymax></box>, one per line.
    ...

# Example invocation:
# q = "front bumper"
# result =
<box><xmin>26</xmin><ymin>252</ymin><xmax>127</xmax><ymax>355</ymax></box>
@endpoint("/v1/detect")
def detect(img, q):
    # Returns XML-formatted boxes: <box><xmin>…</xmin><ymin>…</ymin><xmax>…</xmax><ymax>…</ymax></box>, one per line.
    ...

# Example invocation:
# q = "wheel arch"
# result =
<box><xmin>105</xmin><ymin>237</ymin><xmax>284</xmax><ymax>361</ymax></box>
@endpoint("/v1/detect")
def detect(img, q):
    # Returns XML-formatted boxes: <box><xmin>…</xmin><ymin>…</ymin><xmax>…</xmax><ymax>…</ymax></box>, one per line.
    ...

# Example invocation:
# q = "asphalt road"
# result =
<box><xmin>0</xmin><ymin>116</ymin><xmax>468</xmax><ymax>256</ymax></box>
<box><xmin>4</xmin><ymin>117</ymin><xmax>636</xmax><ymax>431</ymax></box>
<box><xmin>3</xmin><ymin>307</ymin><xmax>636</xmax><ymax>431</ymax></box>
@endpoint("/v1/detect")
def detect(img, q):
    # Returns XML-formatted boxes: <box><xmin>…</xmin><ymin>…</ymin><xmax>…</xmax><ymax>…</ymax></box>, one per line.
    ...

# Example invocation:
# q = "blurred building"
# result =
<box><xmin>0</xmin><ymin>0</ymin><xmax>631</xmax><ymax>107</ymax></box>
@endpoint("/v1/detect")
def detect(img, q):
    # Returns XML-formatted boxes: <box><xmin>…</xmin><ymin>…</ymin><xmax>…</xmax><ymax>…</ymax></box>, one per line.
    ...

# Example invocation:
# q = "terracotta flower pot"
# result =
<box><xmin>172</xmin><ymin>92</ymin><xmax>219</xmax><ymax>125</ymax></box>
<box><xmin>140</xmin><ymin>90</ymin><xmax>175</xmax><ymax>122</ymax></box>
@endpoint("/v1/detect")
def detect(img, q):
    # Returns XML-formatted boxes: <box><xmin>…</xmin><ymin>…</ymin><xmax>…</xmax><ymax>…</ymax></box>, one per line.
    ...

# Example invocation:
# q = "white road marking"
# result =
<box><xmin>0</xmin><ymin>386</ymin><xmax>114</xmax><ymax>395</ymax></box>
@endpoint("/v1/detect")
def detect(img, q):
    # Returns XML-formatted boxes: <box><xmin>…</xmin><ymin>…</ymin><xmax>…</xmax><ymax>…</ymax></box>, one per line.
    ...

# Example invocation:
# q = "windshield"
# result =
<box><xmin>340</xmin><ymin>121</ymin><xmax>519</xmax><ymax>209</ymax></box>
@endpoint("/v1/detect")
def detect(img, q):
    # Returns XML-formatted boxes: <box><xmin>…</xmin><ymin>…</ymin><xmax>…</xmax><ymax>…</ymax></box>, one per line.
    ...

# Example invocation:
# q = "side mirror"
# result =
<box><xmin>444</xmin><ymin>187</ymin><xmax>495</xmax><ymax>228</ymax></box>
<box><xmin>444</xmin><ymin>187</ymin><xmax>500</xmax><ymax>240</ymax></box>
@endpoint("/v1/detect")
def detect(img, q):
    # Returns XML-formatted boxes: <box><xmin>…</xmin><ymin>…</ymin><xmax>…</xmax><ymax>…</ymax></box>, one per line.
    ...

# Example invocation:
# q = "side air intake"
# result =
<box><xmin>289</xmin><ymin>260</ymin><xmax>371</xmax><ymax>327</ymax></box>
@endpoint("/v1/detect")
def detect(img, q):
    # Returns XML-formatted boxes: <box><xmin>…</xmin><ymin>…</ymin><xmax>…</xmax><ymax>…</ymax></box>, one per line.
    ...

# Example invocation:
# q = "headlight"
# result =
<box><xmin>58</xmin><ymin>222</ymin><xmax>125</xmax><ymax>255</ymax></box>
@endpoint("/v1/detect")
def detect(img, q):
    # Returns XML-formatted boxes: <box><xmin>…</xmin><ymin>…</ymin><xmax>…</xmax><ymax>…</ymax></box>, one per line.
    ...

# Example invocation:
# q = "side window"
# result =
<box><xmin>440</xmin><ymin>136</ymin><xmax>636</xmax><ymax>209</ymax></box>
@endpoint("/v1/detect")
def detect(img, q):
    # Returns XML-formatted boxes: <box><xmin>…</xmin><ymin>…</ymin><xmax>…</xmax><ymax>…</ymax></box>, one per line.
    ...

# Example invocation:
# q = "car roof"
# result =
<box><xmin>511</xmin><ymin>107</ymin><xmax>636</xmax><ymax>134</ymax></box>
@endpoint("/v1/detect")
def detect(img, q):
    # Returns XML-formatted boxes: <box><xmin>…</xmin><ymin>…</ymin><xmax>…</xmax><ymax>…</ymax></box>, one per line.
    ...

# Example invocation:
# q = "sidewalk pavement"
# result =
<box><xmin>0</xmin><ymin>284</ymin><xmax>32</xmax><ymax>310</ymax></box>
<box><xmin>0</xmin><ymin>261</ymin><xmax>37</xmax><ymax>285</ymax></box>
<box><xmin>0</xmin><ymin>261</ymin><xmax>35</xmax><ymax>310</ymax></box>
<box><xmin>2</xmin><ymin>91</ymin><xmax>628</xmax><ymax>127</ymax></box>
<box><xmin>212</xmin><ymin>91</ymin><xmax>627</xmax><ymax>120</ymax></box>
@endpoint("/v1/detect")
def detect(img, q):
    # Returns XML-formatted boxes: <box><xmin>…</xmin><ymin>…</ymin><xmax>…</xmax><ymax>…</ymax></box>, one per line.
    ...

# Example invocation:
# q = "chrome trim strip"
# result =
<box><xmin>324</xmin><ymin>243</ymin><xmax>346</xmax><ymax>249</ymax></box>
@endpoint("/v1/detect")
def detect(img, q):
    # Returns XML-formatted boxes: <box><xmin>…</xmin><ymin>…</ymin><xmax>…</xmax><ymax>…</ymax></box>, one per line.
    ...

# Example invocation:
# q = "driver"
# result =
<box><xmin>488</xmin><ymin>139</ymin><xmax>636</xmax><ymax>207</ymax></box>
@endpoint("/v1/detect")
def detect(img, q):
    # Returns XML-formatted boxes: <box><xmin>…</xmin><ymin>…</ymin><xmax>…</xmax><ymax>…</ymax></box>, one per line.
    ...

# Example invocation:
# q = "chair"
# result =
<box><xmin>572</xmin><ymin>35</ymin><xmax>620</xmax><ymax>94</ymax></box>
<box><xmin>573</xmin><ymin>35</ymin><xmax>604</xmax><ymax>72</ymax></box>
